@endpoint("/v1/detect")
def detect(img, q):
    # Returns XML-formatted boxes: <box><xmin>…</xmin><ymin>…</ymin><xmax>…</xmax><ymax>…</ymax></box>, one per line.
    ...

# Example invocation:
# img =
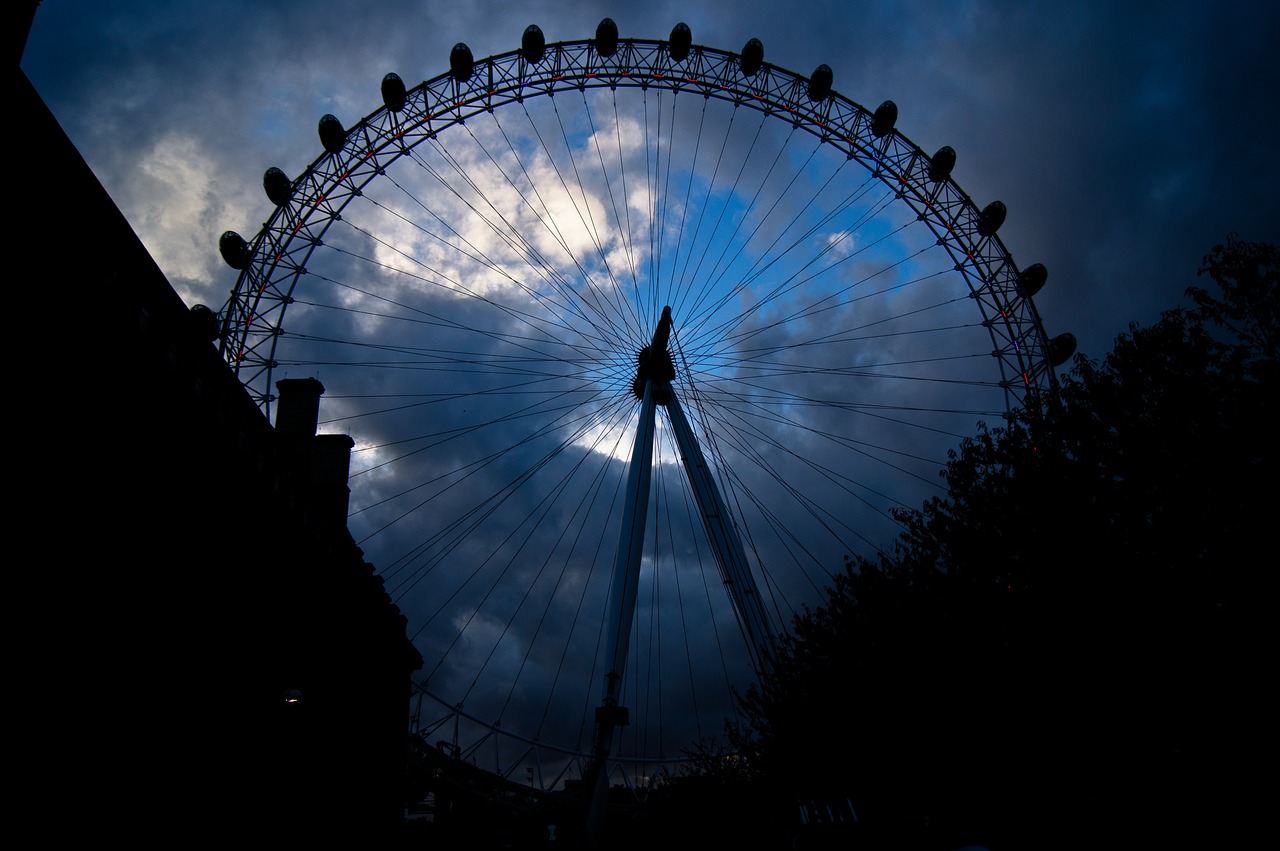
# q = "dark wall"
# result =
<box><xmin>15</xmin><ymin>10</ymin><xmax>421</xmax><ymax>841</ymax></box>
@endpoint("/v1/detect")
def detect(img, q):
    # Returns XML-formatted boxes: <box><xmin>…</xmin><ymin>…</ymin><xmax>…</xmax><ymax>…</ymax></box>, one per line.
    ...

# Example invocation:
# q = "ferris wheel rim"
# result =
<box><xmin>217</xmin><ymin>30</ymin><xmax>1057</xmax><ymax>417</ymax></box>
<box><xmin>211</xmin><ymin>21</ymin><xmax>1064</xmax><ymax>778</ymax></box>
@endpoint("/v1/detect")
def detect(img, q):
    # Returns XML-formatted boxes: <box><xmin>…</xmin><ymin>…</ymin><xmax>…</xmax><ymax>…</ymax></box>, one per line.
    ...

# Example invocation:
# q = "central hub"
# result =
<box><xmin>632</xmin><ymin>306</ymin><xmax>676</xmax><ymax>404</ymax></box>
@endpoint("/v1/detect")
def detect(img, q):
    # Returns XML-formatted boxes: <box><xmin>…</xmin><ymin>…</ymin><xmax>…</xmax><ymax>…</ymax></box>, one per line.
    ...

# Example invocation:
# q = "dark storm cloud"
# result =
<box><xmin>803</xmin><ymin>0</ymin><xmax>1280</xmax><ymax>358</ymax></box>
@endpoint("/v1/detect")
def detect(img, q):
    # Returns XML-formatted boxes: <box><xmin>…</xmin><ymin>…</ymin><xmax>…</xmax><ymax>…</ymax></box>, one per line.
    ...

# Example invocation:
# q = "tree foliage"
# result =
<box><xmin>737</xmin><ymin>236</ymin><xmax>1276</xmax><ymax>848</ymax></box>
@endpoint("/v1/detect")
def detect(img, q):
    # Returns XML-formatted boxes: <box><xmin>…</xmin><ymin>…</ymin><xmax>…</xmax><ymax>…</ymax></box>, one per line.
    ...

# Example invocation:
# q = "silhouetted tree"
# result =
<box><xmin>738</xmin><ymin>236</ymin><xmax>1276</xmax><ymax>849</ymax></box>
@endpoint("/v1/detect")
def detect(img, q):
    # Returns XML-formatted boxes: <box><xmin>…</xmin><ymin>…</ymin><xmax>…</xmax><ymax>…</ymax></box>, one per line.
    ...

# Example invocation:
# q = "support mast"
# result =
<box><xmin>586</xmin><ymin>306</ymin><xmax>774</xmax><ymax>845</ymax></box>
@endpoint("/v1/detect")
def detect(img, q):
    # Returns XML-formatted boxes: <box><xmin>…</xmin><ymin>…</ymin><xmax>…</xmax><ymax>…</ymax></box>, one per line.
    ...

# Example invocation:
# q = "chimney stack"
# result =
<box><xmin>275</xmin><ymin>378</ymin><xmax>355</xmax><ymax>534</ymax></box>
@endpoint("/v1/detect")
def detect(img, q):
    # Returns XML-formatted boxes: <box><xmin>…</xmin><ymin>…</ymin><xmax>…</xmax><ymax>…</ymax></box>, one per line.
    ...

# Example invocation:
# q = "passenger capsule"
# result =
<box><xmin>808</xmin><ymin>64</ymin><xmax>833</xmax><ymax>101</ymax></box>
<box><xmin>871</xmin><ymin>100</ymin><xmax>898</xmax><ymax>138</ymax></box>
<box><xmin>450</xmin><ymin>43</ymin><xmax>474</xmax><ymax>82</ymax></box>
<box><xmin>668</xmin><ymin>22</ymin><xmax>692</xmax><ymax>62</ymax></box>
<box><xmin>1049</xmin><ymin>332</ymin><xmax>1077</xmax><ymax>367</ymax></box>
<box><xmin>381</xmin><ymin>72</ymin><xmax>406</xmax><ymax>112</ymax></box>
<box><xmin>928</xmin><ymin>146</ymin><xmax>956</xmax><ymax>182</ymax></box>
<box><xmin>1017</xmin><ymin>263</ymin><xmax>1048</xmax><ymax>299</ymax></box>
<box><xmin>740</xmin><ymin>38</ymin><xmax>764</xmax><ymax>76</ymax></box>
<box><xmin>318</xmin><ymin>114</ymin><xmax>346</xmax><ymax>154</ymax></box>
<box><xmin>977</xmin><ymin>200</ymin><xmax>1006</xmax><ymax>237</ymax></box>
<box><xmin>189</xmin><ymin>304</ymin><xmax>219</xmax><ymax>341</ymax></box>
<box><xmin>595</xmin><ymin>18</ymin><xmax>619</xmax><ymax>57</ymax></box>
<box><xmin>219</xmin><ymin>231</ymin><xmax>250</xmax><ymax>270</ymax></box>
<box><xmin>263</xmin><ymin>167</ymin><xmax>292</xmax><ymax>207</ymax></box>
<box><xmin>522</xmin><ymin>25</ymin><xmax>546</xmax><ymax>64</ymax></box>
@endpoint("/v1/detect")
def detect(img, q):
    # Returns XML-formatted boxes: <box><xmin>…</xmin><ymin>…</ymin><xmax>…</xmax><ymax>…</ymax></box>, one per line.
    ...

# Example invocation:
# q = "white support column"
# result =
<box><xmin>587</xmin><ymin>305</ymin><xmax>777</xmax><ymax>847</ymax></box>
<box><xmin>600</xmin><ymin>378</ymin><xmax>658</xmax><ymax>709</ymax></box>
<box><xmin>587</xmin><ymin>376</ymin><xmax>657</xmax><ymax>848</ymax></box>
<box><xmin>664</xmin><ymin>388</ymin><xmax>775</xmax><ymax>673</ymax></box>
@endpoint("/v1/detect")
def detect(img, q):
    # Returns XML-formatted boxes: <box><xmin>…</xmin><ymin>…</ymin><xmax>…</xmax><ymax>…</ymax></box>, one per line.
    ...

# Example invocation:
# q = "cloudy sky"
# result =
<box><xmin>22</xmin><ymin>0</ymin><xmax>1277</xmax><ymax>782</ymax></box>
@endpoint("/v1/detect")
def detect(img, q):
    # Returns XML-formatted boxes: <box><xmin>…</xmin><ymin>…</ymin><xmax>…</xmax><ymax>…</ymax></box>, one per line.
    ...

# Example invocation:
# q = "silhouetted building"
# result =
<box><xmin>15</xmin><ymin>2</ymin><xmax>421</xmax><ymax>842</ymax></box>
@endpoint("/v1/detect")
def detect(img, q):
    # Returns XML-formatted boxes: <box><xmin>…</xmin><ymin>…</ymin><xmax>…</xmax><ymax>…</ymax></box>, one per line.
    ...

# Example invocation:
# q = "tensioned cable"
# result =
<box><xmin>646</xmin><ymin>87</ymin><xmax>668</xmax><ymax>321</ymax></box>
<box><xmin>708</xmin><ymin>234</ymin><xmax>948</xmax><ymax>356</ymax></box>
<box><xmin>688</xmin><ymin>136</ymin><xmax>835</xmax><ymax>328</ymax></box>
<box><xmin>497</xmin><ymin>406</ymin><xmax>635</xmax><ymax>728</ymax></box>
<box><xmin>542</xmin><ymin>93</ymin><xmax>638</xmax><ymax>344</ymax></box>
<box><xmin>656</xmin><ymin>445</ymin><xmax>707</xmax><ymax>745</ymax></box>
<box><xmin>685</xmin><ymin>185</ymin><xmax>907</xmax><ymax>350</ymax></box>
<box><xmin>667</xmin><ymin>104</ymin><xmax>776</xmax><ymax>324</ymax></box>
<box><xmin>408</xmin><ymin>388</ymin><xmax>640</xmax><ymax>646</ymax></box>
<box><xmin>381</xmin><ymin>145</ymin><xmax>601</xmax><ymax>343</ymax></box>
<box><xmin>684</xmin><ymin>271</ymin><xmax>975</xmax><ymax>385</ymax></box>
<box><xmin>354</xmin><ymin>181</ymin><xmax>598</xmax><ymax>353</ymax></box>
<box><xmin>462</xmin><ymin>116</ymin><xmax>638</xmax><ymax>356</ymax></box>
<box><xmin>292</xmin><ymin>303</ymin><xmax>616</xmax><ymax>413</ymax></box>
<box><xmin>295</xmin><ymin>259</ymin><xmax>607</xmax><ymax>363</ymax></box>
<box><xmin>577</xmin><ymin>89</ymin><xmax>647</xmax><ymax>337</ymax></box>
<box><xmin>458</xmin><ymin>393</ymin><xmax>641</xmax><ymax>713</ymax></box>
<box><xmin>501</xmin><ymin>97</ymin><xmax>643</xmax><ymax>355</ymax></box>
<box><xmin>349</xmin><ymin>389</ymin><xmax>612</xmax><ymax>529</ymax></box>
<box><xmin>671</xmin><ymin>331</ymin><xmax>796</xmax><ymax>647</ymax></box>
<box><xmin>672</xmin><ymin>332</ymin><xmax>906</xmax><ymax>605</ymax></box>
<box><xmin>660</xmin><ymin>401</ymin><xmax>768</xmax><ymax>685</ymax></box>
<box><xmin>407</xmin><ymin>134</ymin><xmax>633</xmax><ymax>360</ymax></box>
<box><xmin>608</xmin><ymin>88</ymin><xmax>643</xmax><ymax>310</ymax></box>
<box><xmin>690</xmin><ymin>372</ymin><xmax>950</xmax><ymax>500</ymax></box>
<box><xmin>683</xmin><ymin>383</ymin><xmax>832</xmax><ymax>615</ymax></box>
<box><xmin>360</xmin><ymin>368</ymin><xmax>629</xmax><ymax>568</ymax></box>
<box><xmin>671</xmin><ymin>99</ymin><xmax>742</xmax><ymax>306</ymax></box>
<box><xmin>373</xmin><ymin>389</ymin><xmax>632</xmax><ymax>588</ymax></box>
<box><xmin>645</xmin><ymin>451</ymin><xmax>665</xmax><ymax>757</ymax></box>
<box><xmin>677</xmin><ymin>117</ymin><xmax>806</xmax><ymax>332</ymax></box>
<box><xmin>325</xmin><ymin>207</ymin><xmax>624</xmax><ymax>363</ymax></box>
<box><xmin>660</xmin><ymin>93</ymin><xmax>711</xmax><ymax>323</ymax></box>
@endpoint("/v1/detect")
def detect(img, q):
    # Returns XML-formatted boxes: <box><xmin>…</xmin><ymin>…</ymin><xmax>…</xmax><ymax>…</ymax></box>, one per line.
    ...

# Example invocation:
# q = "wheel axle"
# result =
<box><xmin>631</xmin><ymin>305</ymin><xmax>675</xmax><ymax>402</ymax></box>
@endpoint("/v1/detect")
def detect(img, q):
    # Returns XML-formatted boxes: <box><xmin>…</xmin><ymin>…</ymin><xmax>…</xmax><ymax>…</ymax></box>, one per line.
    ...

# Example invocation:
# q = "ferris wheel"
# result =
<box><xmin>215</xmin><ymin>19</ymin><xmax>1072</xmax><ymax>793</ymax></box>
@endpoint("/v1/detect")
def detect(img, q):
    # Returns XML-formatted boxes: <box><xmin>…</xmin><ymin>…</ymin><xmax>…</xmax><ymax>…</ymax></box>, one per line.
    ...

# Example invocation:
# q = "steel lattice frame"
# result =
<box><xmin>218</xmin><ymin>35</ymin><xmax>1057</xmax><ymax>415</ymax></box>
<box><xmin>216</xmin><ymin>28</ymin><xmax>1064</xmax><ymax>788</ymax></box>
